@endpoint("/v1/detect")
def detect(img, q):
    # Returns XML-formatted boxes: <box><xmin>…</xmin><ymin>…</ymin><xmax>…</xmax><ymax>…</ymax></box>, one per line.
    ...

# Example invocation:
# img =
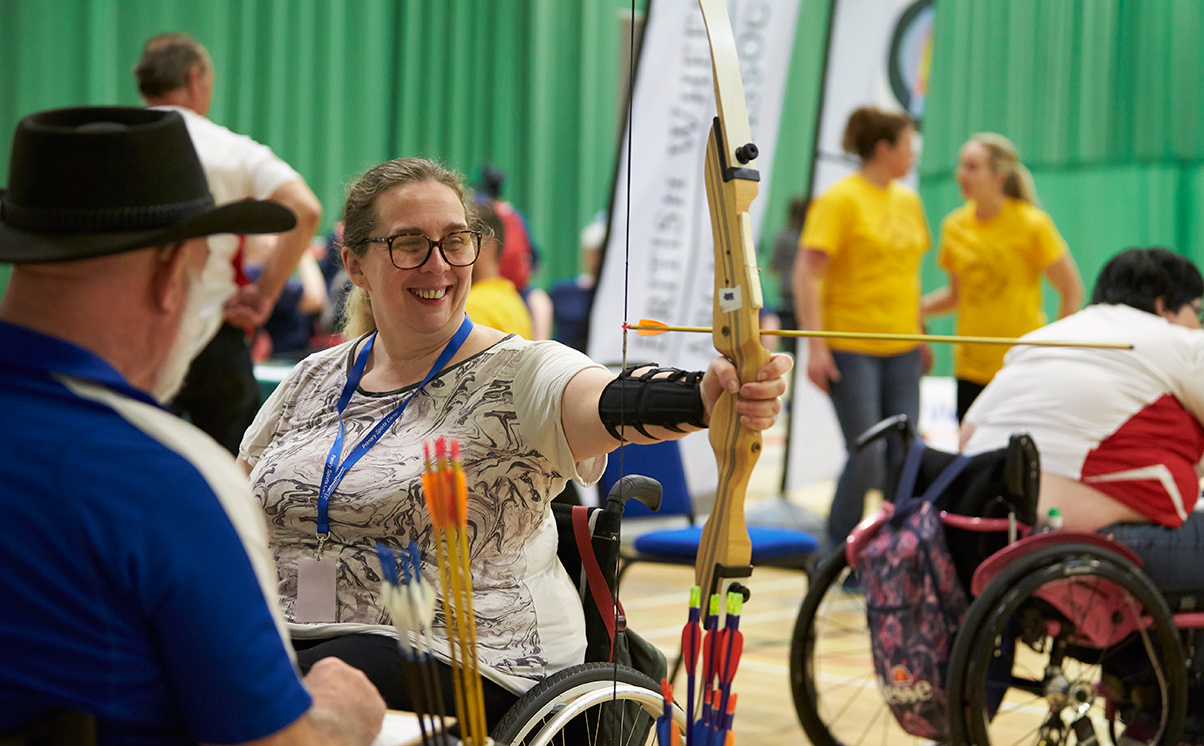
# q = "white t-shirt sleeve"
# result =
<box><xmin>239</xmin><ymin>346</ymin><xmax>344</xmax><ymax>467</ymax></box>
<box><xmin>235</xmin><ymin>133</ymin><xmax>303</xmax><ymax>201</ymax></box>
<box><xmin>512</xmin><ymin>341</ymin><xmax>608</xmax><ymax>485</ymax></box>
<box><xmin>239</xmin><ymin>373</ymin><xmax>294</xmax><ymax>469</ymax></box>
<box><xmin>1164</xmin><ymin>327</ymin><xmax>1204</xmax><ymax>457</ymax></box>
<box><xmin>172</xmin><ymin>107</ymin><xmax>303</xmax><ymax>204</ymax></box>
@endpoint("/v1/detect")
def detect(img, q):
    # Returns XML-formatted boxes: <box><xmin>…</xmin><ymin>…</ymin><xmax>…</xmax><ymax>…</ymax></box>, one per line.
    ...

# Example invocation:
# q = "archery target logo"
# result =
<box><xmin>888</xmin><ymin>0</ymin><xmax>935</xmax><ymax>120</ymax></box>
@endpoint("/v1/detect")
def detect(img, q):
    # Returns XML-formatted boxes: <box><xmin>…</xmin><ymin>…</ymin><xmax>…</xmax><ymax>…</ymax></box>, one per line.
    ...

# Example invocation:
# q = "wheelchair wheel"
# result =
<box><xmin>789</xmin><ymin>547</ymin><xmax>930</xmax><ymax>746</ymax></box>
<box><xmin>947</xmin><ymin>543</ymin><xmax>1187</xmax><ymax>746</ymax></box>
<box><xmin>491</xmin><ymin>662</ymin><xmax>685</xmax><ymax>746</ymax></box>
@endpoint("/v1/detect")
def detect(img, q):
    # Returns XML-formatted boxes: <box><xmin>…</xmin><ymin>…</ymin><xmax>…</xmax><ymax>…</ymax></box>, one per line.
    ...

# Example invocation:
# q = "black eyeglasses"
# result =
<box><xmin>366</xmin><ymin>229</ymin><xmax>481</xmax><ymax>270</ymax></box>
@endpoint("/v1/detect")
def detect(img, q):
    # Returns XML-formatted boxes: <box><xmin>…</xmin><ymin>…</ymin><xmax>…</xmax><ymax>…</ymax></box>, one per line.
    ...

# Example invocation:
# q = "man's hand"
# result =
<box><xmin>303</xmin><ymin>657</ymin><xmax>386</xmax><ymax>746</ymax></box>
<box><xmin>227</xmin><ymin>658</ymin><xmax>386</xmax><ymax>746</ymax></box>
<box><xmin>700</xmin><ymin>353</ymin><xmax>793</xmax><ymax>431</ymax></box>
<box><xmin>223</xmin><ymin>283</ymin><xmax>276</xmax><ymax>328</ymax></box>
<box><xmin>806</xmin><ymin>340</ymin><xmax>840</xmax><ymax>393</ymax></box>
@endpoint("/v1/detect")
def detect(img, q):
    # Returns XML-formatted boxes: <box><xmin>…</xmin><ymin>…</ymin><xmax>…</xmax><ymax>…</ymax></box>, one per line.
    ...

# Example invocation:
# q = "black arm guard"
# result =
<box><xmin>598</xmin><ymin>364</ymin><xmax>706</xmax><ymax>442</ymax></box>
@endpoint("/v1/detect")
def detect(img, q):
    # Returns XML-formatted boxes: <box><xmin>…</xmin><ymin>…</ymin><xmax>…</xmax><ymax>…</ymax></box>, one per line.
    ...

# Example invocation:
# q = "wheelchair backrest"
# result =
<box><xmin>905</xmin><ymin>433</ymin><xmax>1040</xmax><ymax>594</ymax></box>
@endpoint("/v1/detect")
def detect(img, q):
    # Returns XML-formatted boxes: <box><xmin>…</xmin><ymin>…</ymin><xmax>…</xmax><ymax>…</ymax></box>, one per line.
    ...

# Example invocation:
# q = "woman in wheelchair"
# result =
<box><xmin>236</xmin><ymin>156</ymin><xmax>792</xmax><ymax>730</ymax></box>
<box><xmin>962</xmin><ymin>247</ymin><xmax>1204</xmax><ymax>743</ymax></box>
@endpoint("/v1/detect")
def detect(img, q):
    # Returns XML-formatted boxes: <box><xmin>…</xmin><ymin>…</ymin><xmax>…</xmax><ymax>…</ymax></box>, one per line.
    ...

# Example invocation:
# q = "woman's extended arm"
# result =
<box><xmin>1045</xmin><ymin>254</ymin><xmax>1084</xmax><ymax>319</ymax></box>
<box><xmin>560</xmin><ymin>354</ymin><xmax>793</xmax><ymax>463</ymax></box>
<box><xmin>921</xmin><ymin>272</ymin><xmax>961</xmax><ymax>318</ymax></box>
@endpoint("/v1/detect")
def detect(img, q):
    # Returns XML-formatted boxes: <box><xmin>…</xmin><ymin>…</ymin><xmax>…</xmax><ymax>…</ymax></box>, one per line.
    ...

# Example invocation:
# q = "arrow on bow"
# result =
<box><xmin>626</xmin><ymin>319</ymin><xmax>1135</xmax><ymax>350</ymax></box>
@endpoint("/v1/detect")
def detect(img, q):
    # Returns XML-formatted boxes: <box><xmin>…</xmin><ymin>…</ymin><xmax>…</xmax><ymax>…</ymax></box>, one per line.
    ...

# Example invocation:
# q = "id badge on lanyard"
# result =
<box><xmin>297</xmin><ymin>316</ymin><xmax>473</xmax><ymax>623</ymax></box>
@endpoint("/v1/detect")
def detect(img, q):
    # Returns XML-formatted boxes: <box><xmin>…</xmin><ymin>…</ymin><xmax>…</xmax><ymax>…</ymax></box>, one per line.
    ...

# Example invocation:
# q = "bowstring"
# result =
<box><xmin>611</xmin><ymin>0</ymin><xmax>638</xmax><ymax>708</ymax></box>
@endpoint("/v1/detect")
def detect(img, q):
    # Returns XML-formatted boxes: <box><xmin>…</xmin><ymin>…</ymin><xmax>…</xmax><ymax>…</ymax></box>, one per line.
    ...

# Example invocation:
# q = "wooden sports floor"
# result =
<box><xmin>617</xmin><ymin>422</ymin><xmax>1111</xmax><ymax>746</ymax></box>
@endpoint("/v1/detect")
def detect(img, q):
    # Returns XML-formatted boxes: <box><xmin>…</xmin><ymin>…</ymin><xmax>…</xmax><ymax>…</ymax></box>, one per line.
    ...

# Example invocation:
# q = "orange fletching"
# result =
<box><xmin>635</xmin><ymin>318</ymin><xmax>670</xmax><ymax>336</ymax></box>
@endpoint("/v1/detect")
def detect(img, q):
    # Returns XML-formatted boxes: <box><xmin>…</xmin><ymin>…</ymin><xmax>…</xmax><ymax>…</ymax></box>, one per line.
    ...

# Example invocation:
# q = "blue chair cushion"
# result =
<box><xmin>632</xmin><ymin>525</ymin><xmax>819</xmax><ymax>561</ymax></box>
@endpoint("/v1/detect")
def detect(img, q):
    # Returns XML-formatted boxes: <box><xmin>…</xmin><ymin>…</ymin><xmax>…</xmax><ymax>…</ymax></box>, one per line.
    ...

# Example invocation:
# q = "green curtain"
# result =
<box><xmin>0</xmin><ymin>0</ymin><xmax>656</xmax><ymax>290</ymax></box>
<box><xmin>918</xmin><ymin>0</ymin><xmax>1204</xmax><ymax>375</ymax></box>
<box><xmin>0</xmin><ymin>0</ymin><xmax>832</xmax><ymax>299</ymax></box>
<box><xmin>757</xmin><ymin>0</ymin><xmax>834</xmax><ymax>310</ymax></box>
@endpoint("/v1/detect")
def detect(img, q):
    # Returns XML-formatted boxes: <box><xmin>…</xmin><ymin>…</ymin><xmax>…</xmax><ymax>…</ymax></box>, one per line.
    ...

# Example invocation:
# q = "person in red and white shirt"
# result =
<box><xmin>963</xmin><ymin>247</ymin><xmax>1204</xmax><ymax>591</ymax></box>
<box><xmin>961</xmin><ymin>246</ymin><xmax>1204</xmax><ymax>743</ymax></box>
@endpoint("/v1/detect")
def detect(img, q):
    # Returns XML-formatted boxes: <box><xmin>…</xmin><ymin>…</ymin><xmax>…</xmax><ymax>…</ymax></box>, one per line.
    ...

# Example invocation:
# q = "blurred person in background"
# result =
<box><xmin>135</xmin><ymin>32</ymin><xmax>322</xmax><ymax>452</ymax></box>
<box><xmin>767</xmin><ymin>196</ymin><xmax>808</xmax><ymax>358</ymax></box>
<box><xmin>244</xmin><ymin>234</ymin><xmax>329</xmax><ymax>361</ymax></box>
<box><xmin>923</xmin><ymin>132</ymin><xmax>1083</xmax><ymax>420</ymax></box>
<box><xmin>549</xmin><ymin>215</ymin><xmax>606</xmax><ymax>353</ymax></box>
<box><xmin>477</xmin><ymin>164</ymin><xmax>553</xmax><ymax>339</ymax></box>
<box><xmin>466</xmin><ymin>200</ymin><xmax>533</xmax><ymax>338</ymax></box>
<box><xmin>794</xmin><ymin>106</ymin><xmax>931</xmax><ymax>551</ymax></box>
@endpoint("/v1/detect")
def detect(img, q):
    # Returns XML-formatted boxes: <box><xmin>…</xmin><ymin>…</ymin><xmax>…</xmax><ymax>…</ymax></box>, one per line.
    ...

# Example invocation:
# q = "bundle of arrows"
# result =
<box><xmin>422</xmin><ymin>437</ymin><xmax>488</xmax><ymax>746</ymax></box>
<box><xmin>376</xmin><ymin>540</ymin><xmax>450</xmax><ymax>746</ymax></box>
<box><xmin>658</xmin><ymin>587</ymin><xmax>744</xmax><ymax>746</ymax></box>
<box><xmin>376</xmin><ymin>436</ymin><xmax>488</xmax><ymax>746</ymax></box>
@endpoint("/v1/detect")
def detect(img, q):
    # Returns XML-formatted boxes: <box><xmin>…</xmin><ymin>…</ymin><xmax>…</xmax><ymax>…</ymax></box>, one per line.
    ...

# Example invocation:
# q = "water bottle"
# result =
<box><xmin>1043</xmin><ymin>507</ymin><xmax>1063</xmax><ymax>532</ymax></box>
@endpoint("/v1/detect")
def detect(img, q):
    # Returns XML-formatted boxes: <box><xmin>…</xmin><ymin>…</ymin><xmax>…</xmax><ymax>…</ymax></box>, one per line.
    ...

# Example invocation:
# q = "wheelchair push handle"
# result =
<box><xmin>854</xmin><ymin>414</ymin><xmax>916</xmax><ymax>454</ymax></box>
<box><xmin>606</xmin><ymin>474</ymin><xmax>663</xmax><ymax>514</ymax></box>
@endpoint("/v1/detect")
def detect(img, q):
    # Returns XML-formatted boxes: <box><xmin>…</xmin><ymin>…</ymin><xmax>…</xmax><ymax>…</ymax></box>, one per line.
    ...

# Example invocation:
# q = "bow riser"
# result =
<box><xmin>694</xmin><ymin>117</ymin><xmax>767</xmax><ymax>599</ymax></box>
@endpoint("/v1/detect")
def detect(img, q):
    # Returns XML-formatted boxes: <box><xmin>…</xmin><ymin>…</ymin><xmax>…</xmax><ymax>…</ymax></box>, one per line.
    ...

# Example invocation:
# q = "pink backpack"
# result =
<box><xmin>859</xmin><ymin>442</ymin><xmax>970</xmax><ymax>740</ymax></box>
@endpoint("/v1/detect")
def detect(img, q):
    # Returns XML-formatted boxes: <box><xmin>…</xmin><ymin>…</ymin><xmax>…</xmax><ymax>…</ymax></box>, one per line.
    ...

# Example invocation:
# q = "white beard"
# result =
<box><xmin>149</xmin><ymin>248</ymin><xmax>235</xmax><ymax>403</ymax></box>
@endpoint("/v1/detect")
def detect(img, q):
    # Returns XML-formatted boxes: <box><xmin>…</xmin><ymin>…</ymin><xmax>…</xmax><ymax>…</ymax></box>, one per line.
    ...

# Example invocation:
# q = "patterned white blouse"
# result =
<box><xmin>240</xmin><ymin>333</ymin><xmax>607</xmax><ymax>693</ymax></box>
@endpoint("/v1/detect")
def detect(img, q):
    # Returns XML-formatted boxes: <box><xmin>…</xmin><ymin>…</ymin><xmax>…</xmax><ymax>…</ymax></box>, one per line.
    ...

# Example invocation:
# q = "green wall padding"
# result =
<box><xmin>916</xmin><ymin>0</ymin><xmax>1204</xmax><ymax>375</ymax></box>
<box><xmin>0</xmin><ymin>0</ymin><xmax>658</xmax><ymax>292</ymax></box>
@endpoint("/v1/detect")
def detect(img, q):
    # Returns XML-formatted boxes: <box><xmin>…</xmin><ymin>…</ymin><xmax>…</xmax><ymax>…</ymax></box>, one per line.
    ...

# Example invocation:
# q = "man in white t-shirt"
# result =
<box><xmin>134</xmin><ymin>33</ymin><xmax>322</xmax><ymax>453</ymax></box>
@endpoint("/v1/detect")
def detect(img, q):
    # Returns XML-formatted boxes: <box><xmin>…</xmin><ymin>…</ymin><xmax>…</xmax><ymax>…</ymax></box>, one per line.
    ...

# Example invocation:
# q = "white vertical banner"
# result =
<box><xmin>810</xmin><ymin>0</ymin><xmax>933</xmax><ymax>197</ymax></box>
<box><xmin>786</xmin><ymin>0</ymin><xmax>937</xmax><ymax>489</ymax></box>
<box><xmin>588</xmin><ymin>0</ymin><xmax>803</xmax><ymax>498</ymax></box>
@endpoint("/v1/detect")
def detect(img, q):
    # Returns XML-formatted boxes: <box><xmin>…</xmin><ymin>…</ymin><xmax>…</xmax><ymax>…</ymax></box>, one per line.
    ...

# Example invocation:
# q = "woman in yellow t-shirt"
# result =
<box><xmin>922</xmin><ymin>133</ymin><xmax>1084</xmax><ymax>421</ymax></box>
<box><xmin>793</xmin><ymin>106</ymin><xmax>931</xmax><ymax>550</ymax></box>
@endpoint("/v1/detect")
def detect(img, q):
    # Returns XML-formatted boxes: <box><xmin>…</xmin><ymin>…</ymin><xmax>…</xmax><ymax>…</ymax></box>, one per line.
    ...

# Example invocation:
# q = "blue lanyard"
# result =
<box><xmin>317</xmin><ymin>315</ymin><xmax>473</xmax><ymax>544</ymax></box>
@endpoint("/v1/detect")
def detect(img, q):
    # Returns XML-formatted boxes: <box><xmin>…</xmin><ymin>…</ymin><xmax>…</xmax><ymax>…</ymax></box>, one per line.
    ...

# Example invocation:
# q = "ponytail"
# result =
<box><xmin>340</xmin><ymin>285</ymin><xmax>376</xmax><ymax>340</ymax></box>
<box><xmin>1003</xmin><ymin>162</ymin><xmax>1037</xmax><ymax>204</ymax></box>
<box><xmin>842</xmin><ymin>106</ymin><xmax>913</xmax><ymax>161</ymax></box>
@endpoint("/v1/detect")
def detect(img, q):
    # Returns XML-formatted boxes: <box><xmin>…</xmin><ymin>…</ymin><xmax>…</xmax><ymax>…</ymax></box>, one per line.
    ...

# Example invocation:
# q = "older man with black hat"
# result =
<box><xmin>0</xmin><ymin>107</ymin><xmax>383</xmax><ymax>745</ymax></box>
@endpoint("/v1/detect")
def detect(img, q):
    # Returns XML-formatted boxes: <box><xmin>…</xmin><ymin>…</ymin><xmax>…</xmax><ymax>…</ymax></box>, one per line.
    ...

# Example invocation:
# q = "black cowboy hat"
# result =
<box><xmin>0</xmin><ymin>106</ymin><xmax>296</xmax><ymax>264</ymax></box>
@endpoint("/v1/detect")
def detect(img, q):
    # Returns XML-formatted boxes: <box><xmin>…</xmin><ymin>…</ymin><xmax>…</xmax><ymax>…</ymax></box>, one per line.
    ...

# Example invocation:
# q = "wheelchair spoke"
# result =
<box><xmin>789</xmin><ymin>553</ymin><xmax>931</xmax><ymax>746</ymax></box>
<box><xmin>851</xmin><ymin>696</ymin><xmax>892</xmax><ymax>746</ymax></box>
<box><xmin>1005</xmin><ymin>720</ymin><xmax>1047</xmax><ymax>746</ymax></box>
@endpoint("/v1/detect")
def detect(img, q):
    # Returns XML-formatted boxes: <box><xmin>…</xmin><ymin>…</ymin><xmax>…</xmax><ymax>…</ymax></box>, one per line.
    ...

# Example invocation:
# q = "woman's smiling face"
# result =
<box><xmin>347</xmin><ymin>180</ymin><xmax>474</xmax><ymax>340</ymax></box>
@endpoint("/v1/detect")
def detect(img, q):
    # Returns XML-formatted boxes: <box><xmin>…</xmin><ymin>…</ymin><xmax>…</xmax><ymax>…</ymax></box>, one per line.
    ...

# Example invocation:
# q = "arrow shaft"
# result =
<box><xmin>625</xmin><ymin>323</ymin><xmax>1132</xmax><ymax>350</ymax></box>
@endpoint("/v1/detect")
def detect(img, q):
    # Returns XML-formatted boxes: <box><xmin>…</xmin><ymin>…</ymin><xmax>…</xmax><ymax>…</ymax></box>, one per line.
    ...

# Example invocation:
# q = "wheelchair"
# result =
<box><xmin>789</xmin><ymin>415</ymin><xmax>1200</xmax><ymax>746</ymax></box>
<box><xmin>491</xmin><ymin>475</ymin><xmax>688</xmax><ymax>746</ymax></box>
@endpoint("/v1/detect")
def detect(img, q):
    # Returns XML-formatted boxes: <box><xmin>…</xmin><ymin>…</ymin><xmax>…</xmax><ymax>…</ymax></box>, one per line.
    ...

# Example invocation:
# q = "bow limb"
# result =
<box><xmin>694</xmin><ymin>0</ymin><xmax>770</xmax><ymax>605</ymax></box>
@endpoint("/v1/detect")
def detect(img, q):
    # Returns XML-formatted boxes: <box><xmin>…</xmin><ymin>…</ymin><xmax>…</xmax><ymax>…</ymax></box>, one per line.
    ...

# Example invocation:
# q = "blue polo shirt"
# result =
<box><xmin>0</xmin><ymin>321</ymin><xmax>311</xmax><ymax>744</ymax></box>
